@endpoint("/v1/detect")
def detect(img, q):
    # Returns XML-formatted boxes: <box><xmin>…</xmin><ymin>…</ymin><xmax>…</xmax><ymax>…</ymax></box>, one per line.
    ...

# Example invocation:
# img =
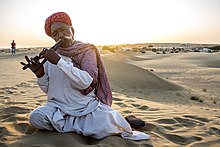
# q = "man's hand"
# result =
<box><xmin>20</xmin><ymin>56</ymin><xmax>45</xmax><ymax>78</ymax></box>
<box><xmin>40</xmin><ymin>48</ymin><xmax>61</xmax><ymax>65</ymax></box>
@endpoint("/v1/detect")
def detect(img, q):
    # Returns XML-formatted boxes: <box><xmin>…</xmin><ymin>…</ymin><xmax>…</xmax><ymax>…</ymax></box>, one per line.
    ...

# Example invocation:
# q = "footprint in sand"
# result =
<box><xmin>15</xmin><ymin>123</ymin><xmax>36</xmax><ymax>134</ymax></box>
<box><xmin>209</xmin><ymin>127</ymin><xmax>220</xmax><ymax>137</ymax></box>
<box><xmin>153</xmin><ymin>126</ymin><xmax>202</xmax><ymax>145</ymax></box>
<box><xmin>0</xmin><ymin>126</ymin><xmax>11</xmax><ymax>140</ymax></box>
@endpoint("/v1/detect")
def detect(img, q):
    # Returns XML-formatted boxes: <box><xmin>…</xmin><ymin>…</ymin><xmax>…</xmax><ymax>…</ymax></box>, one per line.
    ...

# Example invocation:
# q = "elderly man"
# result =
<box><xmin>23</xmin><ymin>12</ymin><xmax>149</xmax><ymax>140</ymax></box>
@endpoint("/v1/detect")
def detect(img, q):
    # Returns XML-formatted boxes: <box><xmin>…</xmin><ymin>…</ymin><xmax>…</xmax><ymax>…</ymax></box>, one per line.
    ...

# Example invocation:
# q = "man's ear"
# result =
<box><xmin>71</xmin><ymin>27</ymin><xmax>75</xmax><ymax>35</ymax></box>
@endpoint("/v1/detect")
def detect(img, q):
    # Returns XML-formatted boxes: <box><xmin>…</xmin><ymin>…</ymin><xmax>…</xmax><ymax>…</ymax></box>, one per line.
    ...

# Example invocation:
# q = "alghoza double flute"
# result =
<box><xmin>21</xmin><ymin>38</ymin><xmax>64</xmax><ymax>72</ymax></box>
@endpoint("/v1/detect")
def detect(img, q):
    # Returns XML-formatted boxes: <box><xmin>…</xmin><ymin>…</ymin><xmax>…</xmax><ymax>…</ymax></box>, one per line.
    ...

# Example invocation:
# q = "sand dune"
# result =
<box><xmin>104</xmin><ymin>56</ymin><xmax>184</xmax><ymax>90</ymax></box>
<box><xmin>0</xmin><ymin>50</ymin><xmax>220</xmax><ymax>146</ymax></box>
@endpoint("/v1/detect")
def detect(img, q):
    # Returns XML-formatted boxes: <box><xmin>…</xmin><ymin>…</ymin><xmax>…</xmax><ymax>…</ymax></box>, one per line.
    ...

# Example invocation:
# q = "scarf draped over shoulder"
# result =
<box><xmin>57</xmin><ymin>41</ymin><xmax>112</xmax><ymax>106</ymax></box>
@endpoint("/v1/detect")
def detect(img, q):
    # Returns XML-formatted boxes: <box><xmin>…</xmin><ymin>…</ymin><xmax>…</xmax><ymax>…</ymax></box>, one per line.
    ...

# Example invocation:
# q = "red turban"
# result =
<box><xmin>44</xmin><ymin>12</ymin><xmax>72</xmax><ymax>37</ymax></box>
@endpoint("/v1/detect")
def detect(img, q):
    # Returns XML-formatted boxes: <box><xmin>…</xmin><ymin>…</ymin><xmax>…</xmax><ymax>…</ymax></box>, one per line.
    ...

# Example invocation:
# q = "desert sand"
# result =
<box><xmin>0</xmin><ymin>49</ymin><xmax>220</xmax><ymax>147</ymax></box>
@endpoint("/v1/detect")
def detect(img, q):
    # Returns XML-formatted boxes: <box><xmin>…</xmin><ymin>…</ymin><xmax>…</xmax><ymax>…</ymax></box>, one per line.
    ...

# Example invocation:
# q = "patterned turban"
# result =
<box><xmin>44</xmin><ymin>12</ymin><xmax>72</xmax><ymax>37</ymax></box>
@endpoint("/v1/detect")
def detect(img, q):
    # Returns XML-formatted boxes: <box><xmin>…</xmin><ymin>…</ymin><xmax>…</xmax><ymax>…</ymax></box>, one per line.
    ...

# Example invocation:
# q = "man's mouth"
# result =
<box><xmin>59</xmin><ymin>36</ymin><xmax>73</xmax><ymax>47</ymax></box>
<box><xmin>62</xmin><ymin>36</ymin><xmax>72</xmax><ymax>40</ymax></box>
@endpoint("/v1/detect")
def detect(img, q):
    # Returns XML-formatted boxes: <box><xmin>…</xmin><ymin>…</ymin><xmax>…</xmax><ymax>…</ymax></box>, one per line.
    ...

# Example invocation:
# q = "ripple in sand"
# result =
<box><xmin>114</xmin><ymin>102</ymin><xmax>128</xmax><ymax>107</ymax></box>
<box><xmin>138</xmin><ymin>105</ymin><xmax>149</xmax><ymax>110</ymax></box>
<box><xmin>165</xmin><ymin>133</ymin><xmax>188</xmax><ymax>145</ymax></box>
<box><xmin>122</xmin><ymin>110</ymin><xmax>132</xmax><ymax>114</ymax></box>
<box><xmin>0</xmin><ymin>142</ymin><xmax>7</xmax><ymax>147</ymax></box>
<box><xmin>162</xmin><ymin>125</ymin><xmax>175</xmax><ymax>131</ymax></box>
<box><xmin>156</xmin><ymin>119</ymin><xmax>177</xmax><ymax>124</ymax></box>
<box><xmin>147</xmin><ymin>108</ymin><xmax>160</xmax><ymax>111</ymax></box>
<box><xmin>0</xmin><ymin>106</ymin><xmax>30</xmax><ymax>114</ymax></box>
<box><xmin>183</xmin><ymin>115</ymin><xmax>210</xmax><ymax>122</ymax></box>
<box><xmin>141</xmin><ymin>123</ymin><xmax>156</xmax><ymax>132</ymax></box>
<box><xmin>15</xmin><ymin>82</ymin><xmax>36</xmax><ymax>88</ymax></box>
<box><xmin>131</xmin><ymin>103</ymin><xmax>141</xmax><ymax>108</ymax></box>
<box><xmin>112</xmin><ymin>98</ymin><xmax>122</xmax><ymax>101</ymax></box>
<box><xmin>174</xmin><ymin>117</ymin><xmax>203</xmax><ymax>128</ymax></box>
<box><xmin>2</xmin><ymin>115</ymin><xmax>28</xmax><ymax>122</ymax></box>
<box><xmin>190</xmin><ymin>139</ymin><xmax>220</xmax><ymax>147</ymax></box>
<box><xmin>0</xmin><ymin>87</ymin><xmax>18</xmax><ymax>90</ymax></box>
<box><xmin>3</xmin><ymin>101</ymin><xmax>27</xmax><ymax>105</ymax></box>
<box><xmin>154</xmin><ymin>126</ymin><xmax>203</xmax><ymax>145</ymax></box>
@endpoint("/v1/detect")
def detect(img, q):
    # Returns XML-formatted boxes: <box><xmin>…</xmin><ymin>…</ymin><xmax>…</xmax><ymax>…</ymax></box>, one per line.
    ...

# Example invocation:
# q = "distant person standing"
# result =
<box><xmin>11</xmin><ymin>40</ymin><xmax>16</xmax><ymax>54</ymax></box>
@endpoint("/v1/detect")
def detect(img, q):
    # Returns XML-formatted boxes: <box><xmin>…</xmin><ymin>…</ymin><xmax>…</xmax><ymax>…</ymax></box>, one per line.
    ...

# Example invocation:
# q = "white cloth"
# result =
<box><xmin>32</xmin><ymin>54</ymin><xmax>149</xmax><ymax>140</ymax></box>
<box><xmin>122</xmin><ymin>131</ymin><xmax>150</xmax><ymax>140</ymax></box>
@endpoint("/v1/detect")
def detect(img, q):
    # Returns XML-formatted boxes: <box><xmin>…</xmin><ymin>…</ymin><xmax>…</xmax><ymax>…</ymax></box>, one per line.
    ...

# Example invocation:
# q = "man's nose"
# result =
<box><xmin>58</xmin><ymin>31</ymin><xmax>64</xmax><ymax>38</ymax></box>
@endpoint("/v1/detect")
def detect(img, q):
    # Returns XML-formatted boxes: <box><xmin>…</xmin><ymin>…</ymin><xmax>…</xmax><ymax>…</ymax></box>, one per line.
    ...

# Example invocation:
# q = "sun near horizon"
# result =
<box><xmin>0</xmin><ymin>0</ymin><xmax>220</xmax><ymax>48</ymax></box>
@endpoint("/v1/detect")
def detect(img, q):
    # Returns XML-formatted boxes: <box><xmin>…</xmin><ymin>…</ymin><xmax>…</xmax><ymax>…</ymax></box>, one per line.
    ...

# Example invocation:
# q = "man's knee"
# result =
<box><xmin>29</xmin><ymin>110</ymin><xmax>45</xmax><ymax>129</ymax></box>
<box><xmin>29</xmin><ymin>109</ymin><xmax>54</xmax><ymax>131</ymax></box>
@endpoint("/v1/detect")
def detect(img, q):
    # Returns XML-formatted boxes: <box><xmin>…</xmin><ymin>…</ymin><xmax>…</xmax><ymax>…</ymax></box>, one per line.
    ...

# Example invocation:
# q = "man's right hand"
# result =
<box><xmin>20</xmin><ymin>56</ymin><xmax>45</xmax><ymax>78</ymax></box>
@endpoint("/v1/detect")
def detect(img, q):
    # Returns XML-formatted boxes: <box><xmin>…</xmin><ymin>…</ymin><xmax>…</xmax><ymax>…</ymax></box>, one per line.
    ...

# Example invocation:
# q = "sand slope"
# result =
<box><xmin>0</xmin><ymin>50</ymin><xmax>220</xmax><ymax>147</ymax></box>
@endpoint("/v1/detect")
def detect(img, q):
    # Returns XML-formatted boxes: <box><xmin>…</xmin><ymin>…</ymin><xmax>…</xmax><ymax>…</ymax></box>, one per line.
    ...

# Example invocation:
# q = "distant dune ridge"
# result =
<box><xmin>0</xmin><ymin>49</ymin><xmax>220</xmax><ymax>146</ymax></box>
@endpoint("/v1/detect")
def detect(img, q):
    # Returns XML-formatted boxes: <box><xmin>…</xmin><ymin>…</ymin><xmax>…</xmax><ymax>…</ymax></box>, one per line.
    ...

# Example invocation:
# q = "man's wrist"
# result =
<box><xmin>35</xmin><ymin>68</ymin><xmax>45</xmax><ymax>78</ymax></box>
<box><xmin>35</xmin><ymin>72</ymin><xmax>45</xmax><ymax>78</ymax></box>
<box><xmin>55</xmin><ymin>56</ymin><xmax>61</xmax><ymax>65</ymax></box>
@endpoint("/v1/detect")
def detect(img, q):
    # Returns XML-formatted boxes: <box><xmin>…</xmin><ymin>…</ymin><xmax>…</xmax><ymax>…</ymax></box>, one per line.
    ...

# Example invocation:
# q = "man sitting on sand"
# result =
<box><xmin>22</xmin><ymin>12</ymin><xmax>149</xmax><ymax>140</ymax></box>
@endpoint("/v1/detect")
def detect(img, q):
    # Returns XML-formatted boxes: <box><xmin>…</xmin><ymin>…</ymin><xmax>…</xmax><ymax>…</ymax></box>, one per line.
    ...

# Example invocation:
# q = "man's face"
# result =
<box><xmin>51</xmin><ymin>22</ymin><xmax>74</xmax><ymax>48</ymax></box>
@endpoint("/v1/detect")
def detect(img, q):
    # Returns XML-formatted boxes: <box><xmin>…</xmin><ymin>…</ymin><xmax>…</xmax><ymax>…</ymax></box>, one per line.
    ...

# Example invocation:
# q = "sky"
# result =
<box><xmin>0</xmin><ymin>0</ymin><xmax>220</xmax><ymax>48</ymax></box>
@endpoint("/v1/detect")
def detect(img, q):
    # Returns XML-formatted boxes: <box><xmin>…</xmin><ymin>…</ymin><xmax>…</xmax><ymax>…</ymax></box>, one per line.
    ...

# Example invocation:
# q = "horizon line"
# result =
<box><xmin>1</xmin><ymin>42</ymin><xmax>220</xmax><ymax>49</ymax></box>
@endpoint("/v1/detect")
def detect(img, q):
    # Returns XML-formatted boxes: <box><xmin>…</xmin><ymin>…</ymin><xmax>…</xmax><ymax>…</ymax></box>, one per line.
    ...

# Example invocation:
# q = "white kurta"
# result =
<box><xmin>30</xmin><ymin>54</ymin><xmax>149</xmax><ymax>140</ymax></box>
<box><xmin>38</xmin><ymin>54</ymin><xmax>98</xmax><ymax>116</ymax></box>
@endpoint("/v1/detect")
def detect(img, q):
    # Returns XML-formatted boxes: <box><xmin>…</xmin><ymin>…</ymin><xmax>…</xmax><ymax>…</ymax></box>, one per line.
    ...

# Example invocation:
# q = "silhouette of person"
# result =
<box><xmin>11</xmin><ymin>40</ymin><xmax>16</xmax><ymax>54</ymax></box>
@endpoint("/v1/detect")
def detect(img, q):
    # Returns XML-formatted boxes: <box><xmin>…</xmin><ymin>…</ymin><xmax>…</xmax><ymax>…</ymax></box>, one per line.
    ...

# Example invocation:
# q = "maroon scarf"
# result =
<box><xmin>57</xmin><ymin>41</ymin><xmax>112</xmax><ymax>106</ymax></box>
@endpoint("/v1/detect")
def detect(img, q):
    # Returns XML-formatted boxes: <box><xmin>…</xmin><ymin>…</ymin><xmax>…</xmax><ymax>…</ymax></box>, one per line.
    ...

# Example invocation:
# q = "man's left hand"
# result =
<box><xmin>40</xmin><ymin>48</ymin><xmax>61</xmax><ymax>65</ymax></box>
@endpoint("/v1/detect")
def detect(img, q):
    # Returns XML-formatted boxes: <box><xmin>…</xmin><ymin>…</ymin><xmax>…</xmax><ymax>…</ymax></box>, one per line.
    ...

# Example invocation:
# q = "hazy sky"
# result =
<box><xmin>0</xmin><ymin>0</ymin><xmax>220</xmax><ymax>48</ymax></box>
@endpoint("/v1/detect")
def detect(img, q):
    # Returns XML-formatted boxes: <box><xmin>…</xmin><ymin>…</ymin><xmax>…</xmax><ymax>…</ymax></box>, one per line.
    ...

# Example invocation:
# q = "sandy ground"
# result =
<box><xmin>0</xmin><ymin>50</ymin><xmax>220</xmax><ymax>147</ymax></box>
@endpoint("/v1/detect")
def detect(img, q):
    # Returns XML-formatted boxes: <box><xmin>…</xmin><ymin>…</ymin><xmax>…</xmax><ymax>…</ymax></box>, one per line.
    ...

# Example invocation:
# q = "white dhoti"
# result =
<box><xmin>29</xmin><ymin>101</ymin><xmax>149</xmax><ymax>140</ymax></box>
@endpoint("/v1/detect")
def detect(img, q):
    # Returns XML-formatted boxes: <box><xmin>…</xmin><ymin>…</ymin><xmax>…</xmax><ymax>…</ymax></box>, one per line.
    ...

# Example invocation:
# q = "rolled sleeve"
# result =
<box><xmin>56</xmin><ymin>58</ymin><xmax>93</xmax><ymax>90</ymax></box>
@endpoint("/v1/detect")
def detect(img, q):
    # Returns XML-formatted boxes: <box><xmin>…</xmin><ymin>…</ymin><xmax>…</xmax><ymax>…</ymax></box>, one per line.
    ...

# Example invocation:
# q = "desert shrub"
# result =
<box><xmin>190</xmin><ymin>96</ymin><xmax>199</xmax><ymax>101</ymax></box>
<box><xmin>102</xmin><ymin>46</ymin><xmax>116</xmax><ymax>52</ymax></box>
<box><xmin>208</xmin><ymin>46</ymin><xmax>220</xmax><ymax>52</ymax></box>
<box><xmin>152</xmin><ymin>48</ymin><xmax>156</xmax><ymax>52</ymax></box>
